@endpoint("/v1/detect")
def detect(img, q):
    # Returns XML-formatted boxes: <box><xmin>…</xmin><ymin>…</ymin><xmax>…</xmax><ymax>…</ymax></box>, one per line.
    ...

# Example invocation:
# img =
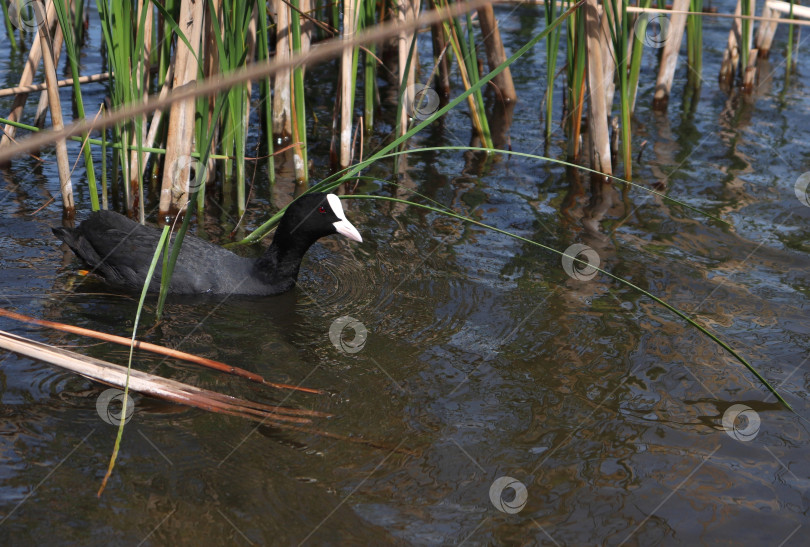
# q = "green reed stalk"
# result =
<box><xmin>565</xmin><ymin>4</ymin><xmax>586</xmax><ymax>160</ymax></box>
<box><xmin>73</xmin><ymin>0</ymin><xmax>86</xmax><ymax>45</ymax></box>
<box><xmin>436</xmin><ymin>4</ymin><xmax>491</xmax><ymax>147</ymax></box>
<box><xmin>342</xmin><ymin>194</ymin><xmax>789</xmax><ymax>410</ymax></box>
<box><xmin>627</xmin><ymin>0</ymin><xmax>649</xmax><ymax>110</ymax></box>
<box><xmin>99</xmin><ymin>222</ymin><xmax>171</xmax><ymax>496</ymax></box>
<box><xmin>96</xmin><ymin>0</ymin><xmax>134</xmax><ymax>210</ymax></box>
<box><xmin>604</xmin><ymin>0</ymin><xmax>631</xmax><ymax>179</ymax></box>
<box><xmin>363</xmin><ymin>0</ymin><xmax>377</xmax><ymax>131</ymax></box>
<box><xmin>1</xmin><ymin>0</ymin><xmax>17</xmax><ymax>51</ymax></box>
<box><xmin>465</xmin><ymin>12</ymin><xmax>492</xmax><ymax>148</ymax></box>
<box><xmin>394</xmin><ymin>33</ymin><xmax>418</xmax><ymax>172</ymax></box>
<box><xmin>740</xmin><ymin>0</ymin><xmax>751</xmax><ymax>74</ymax></box>
<box><xmin>53</xmin><ymin>0</ymin><xmax>99</xmax><ymax>209</ymax></box>
<box><xmin>686</xmin><ymin>0</ymin><xmax>703</xmax><ymax>89</ymax></box>
<box><xmin>290</xmin><ymin>0</ymin><xmax>309</xmax><ymax>184</ymax></box>
<box><xmin>101</xmin><ymin>121</ymin><xmax>107</xmax><ymax>209</ymax></box>
<box><xmin>787</xmin><ymin>1</ymin><xmax>796</xmax><ymax>75</ymax></box>
<box><xmin>543</xmin><ymin>0</ymin><xmax>561</xmax><ymax>142</ymax></box>
<box><xmin>256</xmin><ymin>2</ymin><xmax>276</xmax><ymax>184</ymax></box>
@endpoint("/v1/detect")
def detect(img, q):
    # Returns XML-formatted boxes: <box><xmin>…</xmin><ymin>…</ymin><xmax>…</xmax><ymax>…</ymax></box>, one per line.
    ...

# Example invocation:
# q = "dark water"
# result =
<box><xmin>2</xmin><ymin>3</ymin><xmax>810</xmax><ymax>545</ymax></box>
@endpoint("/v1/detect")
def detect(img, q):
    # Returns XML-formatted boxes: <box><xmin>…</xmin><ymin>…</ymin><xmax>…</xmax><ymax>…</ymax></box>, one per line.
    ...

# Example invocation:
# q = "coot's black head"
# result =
<box><xmin>276</xmin><ymin>193</ymin><xmax>362</xmax><ymax>248</ymax></box>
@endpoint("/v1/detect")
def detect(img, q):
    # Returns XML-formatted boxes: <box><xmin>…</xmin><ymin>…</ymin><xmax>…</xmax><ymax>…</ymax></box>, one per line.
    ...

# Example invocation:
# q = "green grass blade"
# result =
<box><xmin>98</xmin><ymin>224</ymin><xmax>171</xmax><ymax>496</ymax></box>
<box><xmin>343</xmin><ymin>194</ymin><xmax>791</xmax><ymax>409</ymax></box>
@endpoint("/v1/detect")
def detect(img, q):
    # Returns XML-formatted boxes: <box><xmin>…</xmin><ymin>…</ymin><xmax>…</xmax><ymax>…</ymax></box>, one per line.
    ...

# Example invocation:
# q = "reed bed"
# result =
<box><xmin>1</xmin><ymin>0</ymin><xmax>806</xmax><ymax>217</ymax></box>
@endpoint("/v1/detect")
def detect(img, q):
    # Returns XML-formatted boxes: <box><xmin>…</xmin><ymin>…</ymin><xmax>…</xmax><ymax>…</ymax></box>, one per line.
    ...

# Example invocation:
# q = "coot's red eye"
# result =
<box><xmin>318</xmin><ymin>206</ymin><xmax>326</xmax><ymax>213</ymax></box>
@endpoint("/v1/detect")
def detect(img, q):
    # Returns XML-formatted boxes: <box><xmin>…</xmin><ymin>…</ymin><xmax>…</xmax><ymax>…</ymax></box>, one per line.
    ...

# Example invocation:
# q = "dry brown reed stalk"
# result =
<box><xmin>0</xmin><ymin>307</ymin><xmax>324</xmax><ymax>394</ymax></box>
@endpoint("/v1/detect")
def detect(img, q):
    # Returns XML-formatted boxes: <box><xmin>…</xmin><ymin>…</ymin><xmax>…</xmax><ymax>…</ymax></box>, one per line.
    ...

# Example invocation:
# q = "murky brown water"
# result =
<box><xmin>2</xmin><ymin>2</ymin><xmax>809</xmax><ymax>545</ymax></box>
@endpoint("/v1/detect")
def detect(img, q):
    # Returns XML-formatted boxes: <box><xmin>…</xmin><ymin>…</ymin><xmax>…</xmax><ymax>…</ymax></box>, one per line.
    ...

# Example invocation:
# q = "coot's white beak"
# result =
<box><xmin>327</xmin><ymin>194</ymin><xmax>363</xmax><ymax>243</ymax></box>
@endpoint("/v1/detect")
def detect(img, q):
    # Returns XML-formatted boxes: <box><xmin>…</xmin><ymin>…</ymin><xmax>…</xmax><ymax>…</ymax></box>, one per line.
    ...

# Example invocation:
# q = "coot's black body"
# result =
<box><xmin>53</xmin><ymin>193</ymin><xmax>362</xmax><ymax>296</ymax></box>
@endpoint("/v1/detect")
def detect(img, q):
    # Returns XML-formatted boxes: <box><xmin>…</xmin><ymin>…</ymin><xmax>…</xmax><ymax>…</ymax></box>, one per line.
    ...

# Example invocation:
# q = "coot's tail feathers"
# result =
<box><xmin>52</xmin><ymin>224</ymin><xmax>122</xmax><ymax>284</ymax></box>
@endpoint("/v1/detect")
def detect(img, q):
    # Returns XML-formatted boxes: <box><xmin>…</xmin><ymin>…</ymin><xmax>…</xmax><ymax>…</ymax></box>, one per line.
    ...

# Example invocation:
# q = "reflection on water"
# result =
<box><xmin>2</xmin><ymin>4</ymin><xmax>810</xmax><ymax>545</ymax></box>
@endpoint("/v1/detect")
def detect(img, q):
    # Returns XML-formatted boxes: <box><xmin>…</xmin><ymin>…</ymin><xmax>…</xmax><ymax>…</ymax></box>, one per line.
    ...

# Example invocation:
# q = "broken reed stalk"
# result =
<box><xmin>273</xmin><ymin>0</ymin><xmax>293</xmax><ymax>139</ymax></box>
<box><xmin>477</xmin><ymin>3</ymin><xmax>516</xmax><ymax>102</ymax></box>
<box><xmin>756</xmin><ymin>2</ymin><xmax>780</xmax><ymax>57</ymax></box>
<box><xmin>159</xmin><ymin>0</ymin><xmax>204</xmax><ymax>216</ymax></box>
<box><xmin>339</xmin><ymin>0</ymin><xmax>358</xmax><ymax>168</ymax></box>
<box><xmin>0</xmin><ymin>307</ymin><xmax>323</xmax><ymax>394</ymax></box>
<box><xmin>36</xmin><ymin>0</ymin><xmax>74</xmax><ymax>214</ymax></box>
<box><xmin>653</xmin><ymin>0</ymin><xmax>689</xmax><ymax>109</ymax></box>
<box><xmin>584</xmin><ymin>0</ymin><xmax>611</xmax><ymax>177</ymax></box>
<box><xmin>0</xmin><ymin>0</ymin><xmax>58</xmax><ymax>150</ymax></box>
<box><xmin>398</xmin><ymin>0</ymin><xmax>422</xmax><ymax>137</ymax></box>
<box><xmin>290</xmin><ymin>0</ymin><xmax>309</xmax><ymax>183</ymax></box>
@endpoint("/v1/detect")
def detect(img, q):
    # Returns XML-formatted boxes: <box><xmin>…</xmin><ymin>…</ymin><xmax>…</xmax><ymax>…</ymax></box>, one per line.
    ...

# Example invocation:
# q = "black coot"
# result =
<box><xmin>53</xmin><ymin>193</ymin><xmax>362</xmax><ymax>295</ymax></box>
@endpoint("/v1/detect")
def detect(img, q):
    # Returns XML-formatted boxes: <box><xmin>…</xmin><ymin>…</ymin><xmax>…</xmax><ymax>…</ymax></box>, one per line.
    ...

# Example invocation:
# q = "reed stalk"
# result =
<box><xmin>290</xmin><ymin>0</ymin><xmax>309</xmax><ymax>183</ymax></box>
<box><xmin>363</xmin><ymin>0</ymin><xmax>378</xmax><ymax>131</ymax></box>
<box><xmin>0</xmin><ymin>0</ymin><xmax>58</xmax><ymax>149</ymax></box>
<box><xmin>272</xmin><ymin>0</ymin><xmax>292</xmax><ymax>139</ymax></box>
<box><xmin>340</xmin><ymin>0</ymin><xmax>358</xmax><ymax>168</ymax></box>
<box><xmin>787</xmin><ymin>0</ymin><xmax>796</xmax><ymax>74</ymax></box>
<box><xmin>740</xmin><ymin>0</ymin><xmax>751</xmax><ymax>72</ymax></box>
<box><xmin>0</xmin><ymin>0</ymin><xmax>17</xmax><ymax>51</ymax></box>
<box><xmin>33</xmin><ymin>0</ymin><xmax>74</xmax><ymax>213</ymax></box>
<box><xmin>604</xmin><ymin>0</ymin><xmax>631</xmax><ymax>179</ymax></box>
<box><xmin>544</xmin><ymin>0</ymin><xmax>562</xmax><ymax>142</ymax></box>
<box><xmin>686</xmin><ymin>0</ymin><xmax>703</xmax><ymax>90</ymax></box>
<box><xmin>626</xmin><ymin>0</ymin><xmax>649</xmax><ymax>113</ymax></box>
<box><xmin>564</xmin><ymin>3</ymin><xmax>586</xmax><ymax>161</ymax></box>
<box><xmin>256</xmin><ymin>1</ymin><xmax>276</xmax><ymax>184</ymax></box>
